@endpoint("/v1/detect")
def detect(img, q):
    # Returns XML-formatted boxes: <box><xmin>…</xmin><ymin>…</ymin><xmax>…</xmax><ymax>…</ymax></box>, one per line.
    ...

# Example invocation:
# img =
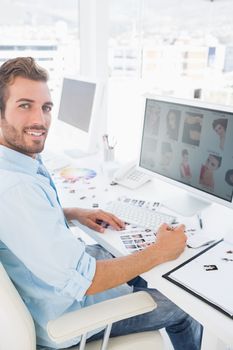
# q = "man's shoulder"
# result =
<box><xmin>0</xmin><ymin>169</ymin><xmax>35</xmax><ymax>195</ymax></box>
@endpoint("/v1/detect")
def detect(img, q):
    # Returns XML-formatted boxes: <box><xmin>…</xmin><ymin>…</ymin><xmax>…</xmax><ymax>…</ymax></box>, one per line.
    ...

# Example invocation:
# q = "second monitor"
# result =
<box><xmin>58</xmin><ymin>77</ymin><xmax>105</xmax><ymax>157</ymax></box>
<box><xmin>138</xmin><ymin>95</ymin><xmax>233</xmax><ymax>215</ymax></box>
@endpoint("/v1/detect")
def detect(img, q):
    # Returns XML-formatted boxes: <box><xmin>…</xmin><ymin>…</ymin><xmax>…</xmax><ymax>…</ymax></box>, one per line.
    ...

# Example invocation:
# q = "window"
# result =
<box><xmin>108</xmin><ymin>0</ymin><xmax>233</xmax><ymax>161</ymax></box>
<box><xmin>0</xmin><ymin>0</ymin><xmax>80</xmax><ymax>100</ymax></box>
<box><xmin>109</xmin><ymin>0</ymin><xmax>233</xmax><ymax>100</ymax></box>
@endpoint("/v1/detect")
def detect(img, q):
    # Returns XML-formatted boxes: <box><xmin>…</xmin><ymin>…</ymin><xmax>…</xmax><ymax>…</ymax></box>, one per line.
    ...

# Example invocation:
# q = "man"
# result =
<box><xmin>0</xmin><ymin>57</ymin><xmax>203</xmax><ymax>349</ymax></box>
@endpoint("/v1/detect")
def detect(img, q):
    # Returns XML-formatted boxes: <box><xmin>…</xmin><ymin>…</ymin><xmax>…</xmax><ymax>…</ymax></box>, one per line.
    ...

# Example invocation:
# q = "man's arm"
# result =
<box><xmin>86</xmin><ymin>224</ymin><xmax>186</xmax><ymax>295</ymax></box>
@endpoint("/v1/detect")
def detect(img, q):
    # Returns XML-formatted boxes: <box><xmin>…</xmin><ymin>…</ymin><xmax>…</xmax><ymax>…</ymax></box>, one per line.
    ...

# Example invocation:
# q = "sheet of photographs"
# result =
<box><xmin>117</xmin><ymin>195</ymin><xmax>161</xmax><ymax>211</ymax></box>
<box><xmin>120</xmin><ymin>222</ymin><xmax>157</xmax><ymax>254</ymax></box>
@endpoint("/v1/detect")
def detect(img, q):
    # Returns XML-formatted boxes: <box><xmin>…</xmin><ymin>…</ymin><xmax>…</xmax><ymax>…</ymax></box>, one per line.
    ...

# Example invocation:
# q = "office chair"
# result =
<box><xmin>0</xmin><ymin>263</ymin><xmax>165</xmax><ymax>350</ymax></box>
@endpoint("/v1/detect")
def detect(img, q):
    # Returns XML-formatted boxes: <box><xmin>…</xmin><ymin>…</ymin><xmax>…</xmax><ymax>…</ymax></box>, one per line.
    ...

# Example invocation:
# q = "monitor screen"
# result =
<box><xmin>57</xmin><ymin>77</ymin><xmax>105</xmax><ymax>156</ymax></box>
<box><xmin>139</xmin><ymin>96</ymin><xmax>233</xmax><ymax>209</ymax></box>
<box><xmin>58</xmin><ymin>77</ymin><xmax>96</xmax><ymax>133</ymax></box>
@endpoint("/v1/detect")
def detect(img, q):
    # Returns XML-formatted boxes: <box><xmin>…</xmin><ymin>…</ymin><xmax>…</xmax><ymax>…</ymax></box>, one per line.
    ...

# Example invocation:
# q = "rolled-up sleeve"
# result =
<box><xmin>55</xmin><ymin>251</ymin><xmax>96</xmax><ymax>301</ymax></box>
<box><xmin>0</xmin><ymin>180</ymin><xmax>96</xmax><ymax>301</ymax></box>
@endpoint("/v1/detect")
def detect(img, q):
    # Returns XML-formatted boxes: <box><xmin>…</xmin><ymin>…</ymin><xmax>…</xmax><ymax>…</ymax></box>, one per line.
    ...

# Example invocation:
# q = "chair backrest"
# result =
<box><xmin>0</xmin><ymin>263</ymin><xmax>36</xmax><ymax>350</ymax></box>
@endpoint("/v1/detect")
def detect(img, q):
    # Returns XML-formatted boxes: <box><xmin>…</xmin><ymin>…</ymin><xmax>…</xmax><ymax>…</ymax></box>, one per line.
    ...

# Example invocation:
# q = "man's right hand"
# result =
<box><xmin>87</xmin><ymin>223</ymin><xmax>187</xmax><ymax>295</ymax></box>
<box><xmin>153</xmin><ymin>223</ymin><xmax>187</xmax><ymax>263</ymax></box>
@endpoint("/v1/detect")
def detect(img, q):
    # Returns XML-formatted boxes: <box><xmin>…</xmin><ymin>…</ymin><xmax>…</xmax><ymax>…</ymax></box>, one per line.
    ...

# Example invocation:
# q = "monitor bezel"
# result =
<box><xmin>137</xmin><ymin>94</ymin><xmax>233</xmax><ymax>210</ymax></box>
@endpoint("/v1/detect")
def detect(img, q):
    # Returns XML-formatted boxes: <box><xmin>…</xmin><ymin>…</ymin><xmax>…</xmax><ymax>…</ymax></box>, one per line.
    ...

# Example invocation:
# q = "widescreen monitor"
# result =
<box><xmin>58</xmin><ymin>77</ymin><xmax>105</xmax><ymax>157</ymax></box>
<box><xmin>138</xmin><ymin>95</ymin><xmax>233</xmax><ymax>216</ymax></box>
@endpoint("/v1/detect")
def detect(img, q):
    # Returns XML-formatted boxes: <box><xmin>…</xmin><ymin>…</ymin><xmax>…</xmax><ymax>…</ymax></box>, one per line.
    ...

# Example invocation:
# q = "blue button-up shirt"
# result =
<box><xmin>0</xmin><ymin>146</ymin><xmax>131</xmax><ymax>348</ymax></box>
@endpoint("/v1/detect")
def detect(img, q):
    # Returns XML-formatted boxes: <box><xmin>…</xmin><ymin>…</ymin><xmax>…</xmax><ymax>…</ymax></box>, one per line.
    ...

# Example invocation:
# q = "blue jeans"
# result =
<box><xmin>87</xmin><ymin>286</ymin><xmax>202</xmax><ymax>350</ymax></box>
<box><xmin>86</xmin><ymin>245</ymin><xmax>203</xmax><ymax>350</ymax></box>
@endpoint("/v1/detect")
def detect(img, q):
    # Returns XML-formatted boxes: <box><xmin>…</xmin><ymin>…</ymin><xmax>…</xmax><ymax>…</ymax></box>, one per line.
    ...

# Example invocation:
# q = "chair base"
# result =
<box><xmin>66</xmin><ymin>331</ymin><xmax>165</xmax><ymax>350</ymax></box>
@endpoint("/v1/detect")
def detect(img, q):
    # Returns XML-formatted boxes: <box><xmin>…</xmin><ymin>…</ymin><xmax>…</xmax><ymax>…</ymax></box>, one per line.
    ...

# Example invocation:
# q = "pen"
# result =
<box><xmin>102</xmin><ymin>134</ymin><xmax>110</xmax><ymax>149</ymax></box>
<box><xmin>197</xmin><ymin>213</ymin><xmax>203</xmax><ymax>229</ymax></box>
<box><xmin>108</xmin><ymin>136</ymin><xmax>117</xmax><ymax>149</ymax></box>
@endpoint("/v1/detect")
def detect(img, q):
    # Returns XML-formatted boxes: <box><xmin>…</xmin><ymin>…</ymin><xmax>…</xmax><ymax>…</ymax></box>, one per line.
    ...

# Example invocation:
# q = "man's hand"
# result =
<box><xmin>153</xmin><ymin>223</ymin><xmax>187</xmax><ymax>263</ymax></box>
<box><xmin>63</xmin><ymin>207</ymin><xmax>125</xmax><ymax>233</ymax></box>
<box><xmin>87</xmin><ymin>222</ymin><xmax>187</xmax><ymax>295</ymax></box>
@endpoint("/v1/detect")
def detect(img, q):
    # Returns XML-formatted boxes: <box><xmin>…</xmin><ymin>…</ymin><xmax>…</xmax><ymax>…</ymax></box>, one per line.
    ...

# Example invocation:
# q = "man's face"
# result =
<box><xmin>0</xmin><ymin>76</ymin><xmax>52</xmax><ymax>158</ymax></box>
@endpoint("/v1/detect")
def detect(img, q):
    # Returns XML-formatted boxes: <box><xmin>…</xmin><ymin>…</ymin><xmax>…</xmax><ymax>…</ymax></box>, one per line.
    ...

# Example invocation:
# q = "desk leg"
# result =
<box><xmin>201</xmin><ymin>329</ymin><xmax>226</xmax><ymax>350</ymax></box>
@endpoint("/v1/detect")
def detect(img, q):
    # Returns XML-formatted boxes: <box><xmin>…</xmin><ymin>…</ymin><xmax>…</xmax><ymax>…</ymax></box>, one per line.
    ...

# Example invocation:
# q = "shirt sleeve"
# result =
<box><xmin>0</xmin><ymin>180</ymin><xmax>96</xmax><ymax>301</ymax></box>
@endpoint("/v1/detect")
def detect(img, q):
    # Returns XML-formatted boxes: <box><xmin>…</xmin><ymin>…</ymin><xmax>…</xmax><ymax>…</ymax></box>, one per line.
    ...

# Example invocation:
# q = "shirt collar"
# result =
<box><xmin>0</xmin><ymin>145</ymin><xmax>40</xmax><ymax>175</ymax></box>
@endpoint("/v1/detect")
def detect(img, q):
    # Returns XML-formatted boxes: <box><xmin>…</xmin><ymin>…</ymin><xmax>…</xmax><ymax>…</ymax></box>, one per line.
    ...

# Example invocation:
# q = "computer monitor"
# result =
<box><xmin>138</xmin><ymin>95</ymin><xmax>233</xmax><ymax>216</ymax></box>
<box><xmin>57</xmin><ymin>77</ymin><xmax>105</xmax><ymax>157</ymax></box>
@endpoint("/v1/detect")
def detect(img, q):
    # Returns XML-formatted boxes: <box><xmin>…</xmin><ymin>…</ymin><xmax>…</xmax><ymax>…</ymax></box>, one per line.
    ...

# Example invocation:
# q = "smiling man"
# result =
<box><xmin>0</xmin><ymin>57</ymin><xmax>203</xmax><ymax>350</ymax></box>
<box><xmin>0</xmin><ymin>75</ymin><xmax>52</xmax><ymax>155</ymax></box>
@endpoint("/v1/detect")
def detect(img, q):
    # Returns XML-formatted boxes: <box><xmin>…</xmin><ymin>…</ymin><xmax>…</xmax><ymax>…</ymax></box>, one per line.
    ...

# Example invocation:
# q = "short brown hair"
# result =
<box><xmin>212</xmin><ymin>118</ymin><xmax>228</xmax><ymax>131</ymax></box>
<box><xmin>0</xmin><ymin>57</ymin><xmax>48</xmax><ymax>113</ymax></box>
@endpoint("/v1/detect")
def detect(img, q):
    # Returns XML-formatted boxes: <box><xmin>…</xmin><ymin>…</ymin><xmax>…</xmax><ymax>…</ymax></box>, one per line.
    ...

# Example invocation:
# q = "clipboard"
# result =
<box><xmin>163</xmin><ymin>239</ymin><xmax>233</xmax><ymax>319</ymax></box>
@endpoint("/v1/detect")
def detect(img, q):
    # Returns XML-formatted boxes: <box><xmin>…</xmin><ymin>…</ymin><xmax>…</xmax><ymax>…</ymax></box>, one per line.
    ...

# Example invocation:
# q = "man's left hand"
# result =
<box><xmin>64</xmin><ymin>207</ymin><xmax>125</xmax><ymax>233</ymax></box>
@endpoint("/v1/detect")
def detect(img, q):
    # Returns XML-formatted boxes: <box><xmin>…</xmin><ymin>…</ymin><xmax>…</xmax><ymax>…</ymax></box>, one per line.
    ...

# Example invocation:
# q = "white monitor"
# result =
<box><xmin>57</xmin><ymin>76</ymin><xmax>105</xmax><ymax>157</ymax></box>
<box><xmin>138</xmin><ymin>95</ymin><xmax>233</xmax><ymax>216</ymax></box>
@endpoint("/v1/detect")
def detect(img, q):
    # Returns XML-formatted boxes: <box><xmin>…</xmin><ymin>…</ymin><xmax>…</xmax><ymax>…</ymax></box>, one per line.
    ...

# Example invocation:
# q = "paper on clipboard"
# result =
<box><xmin>163</xmin><ymin>239</ymin><xmax>233</xmax><ymax>318</ymax></box>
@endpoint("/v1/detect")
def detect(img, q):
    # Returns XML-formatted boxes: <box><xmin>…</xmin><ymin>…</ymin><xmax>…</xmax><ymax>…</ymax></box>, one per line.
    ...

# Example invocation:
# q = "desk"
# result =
<box><xmin>51</xmin><ymin>154</ymin><xmax>233</xmax><ymax>350</ymax></box>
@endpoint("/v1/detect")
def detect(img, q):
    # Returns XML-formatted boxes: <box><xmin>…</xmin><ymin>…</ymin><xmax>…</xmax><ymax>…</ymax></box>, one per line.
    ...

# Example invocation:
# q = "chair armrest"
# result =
<box><xmin>47</xmin><ymin>291</ymin><xmax>156</xmax><ymax>344</ymax></box>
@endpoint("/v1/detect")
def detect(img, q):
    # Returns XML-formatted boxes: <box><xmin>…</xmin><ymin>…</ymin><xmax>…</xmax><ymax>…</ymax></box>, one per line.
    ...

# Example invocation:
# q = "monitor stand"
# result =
<box><xmin>63</xmin><ymin>137</ymin><xmax>99</xmax><ymax>159</ymax></box>
<box><xmin>64</xmin><ymin>149</ymin><xmax>90</xmax><ymax>159</ymax></box>
<box><xmin>164</xmin><ymin>191</ymin><xmax>211</xmax><ymax>217</ymax></box>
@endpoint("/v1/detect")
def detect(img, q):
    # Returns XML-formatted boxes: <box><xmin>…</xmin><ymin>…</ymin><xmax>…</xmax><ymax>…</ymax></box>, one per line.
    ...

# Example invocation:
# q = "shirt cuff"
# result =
<box><xmin>56</xmin><ymin>253</ymin><xmax>96</xmax><ymax>301</ymax></box>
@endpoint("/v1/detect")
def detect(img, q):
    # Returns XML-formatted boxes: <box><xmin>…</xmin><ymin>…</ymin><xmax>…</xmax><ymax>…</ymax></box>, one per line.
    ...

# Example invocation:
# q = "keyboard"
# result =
<box><xmin>105</xmin><ymin>200</ymin><xmax>176</xmax><ymax>231</ymax></box>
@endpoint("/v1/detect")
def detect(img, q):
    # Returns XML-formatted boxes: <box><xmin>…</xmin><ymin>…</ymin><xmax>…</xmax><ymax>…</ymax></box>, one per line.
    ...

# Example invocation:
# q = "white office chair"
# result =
<box><xmin>0</xmin><ymin>263</ymin><xmax>165</xmax><ymax>350</ymax></box>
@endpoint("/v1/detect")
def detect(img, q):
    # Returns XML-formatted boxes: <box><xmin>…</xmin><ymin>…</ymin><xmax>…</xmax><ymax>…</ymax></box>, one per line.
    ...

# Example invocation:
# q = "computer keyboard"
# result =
<box><xmin>105</xmin><ymin>200</ymin><xmax>176</xmax><ymax>231</ymax></box>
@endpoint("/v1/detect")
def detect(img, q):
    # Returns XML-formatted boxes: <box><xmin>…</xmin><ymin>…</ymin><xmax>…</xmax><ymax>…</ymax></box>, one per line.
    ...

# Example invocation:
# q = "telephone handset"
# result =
<box><xmin>113</xmin><ymin>161</ymin><xmax>151</xmax><ymax>189</ymax></box>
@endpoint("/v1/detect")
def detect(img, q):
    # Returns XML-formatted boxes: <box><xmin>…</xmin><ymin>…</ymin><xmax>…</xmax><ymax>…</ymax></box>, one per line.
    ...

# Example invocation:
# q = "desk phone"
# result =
<box><xmin>113</xmin><ymin>162</ymin><xmax>151</xmax><ymax>189</ymax></box>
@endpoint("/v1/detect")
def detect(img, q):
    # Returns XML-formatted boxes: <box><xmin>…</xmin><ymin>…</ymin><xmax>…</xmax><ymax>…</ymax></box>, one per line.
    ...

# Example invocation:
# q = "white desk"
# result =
<box><xmin>51</xmin><ymin>155</ymin><xmax>233</xmax><ymax>350</ymax></box>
